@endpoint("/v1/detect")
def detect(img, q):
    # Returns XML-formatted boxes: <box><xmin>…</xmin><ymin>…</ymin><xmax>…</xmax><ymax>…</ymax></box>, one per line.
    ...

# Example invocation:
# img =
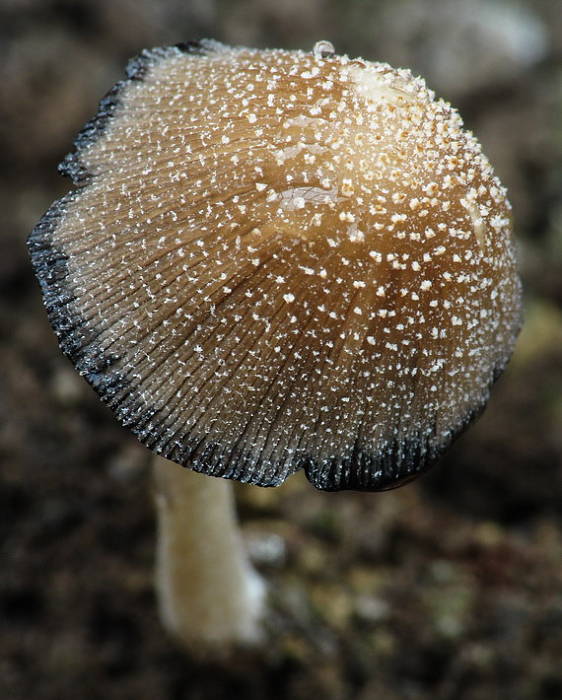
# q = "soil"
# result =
<box><xmin>1</xmin><ymin>1</ymin><xmax>561</xmax><ymax>699</ymax></box>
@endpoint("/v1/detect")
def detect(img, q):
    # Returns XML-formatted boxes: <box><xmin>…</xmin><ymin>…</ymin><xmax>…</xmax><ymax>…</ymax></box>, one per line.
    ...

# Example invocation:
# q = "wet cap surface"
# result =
<box><xmin>28</xmin><ymin>41</ymin><xmax>522</xmax><ymax>491</ymax></box>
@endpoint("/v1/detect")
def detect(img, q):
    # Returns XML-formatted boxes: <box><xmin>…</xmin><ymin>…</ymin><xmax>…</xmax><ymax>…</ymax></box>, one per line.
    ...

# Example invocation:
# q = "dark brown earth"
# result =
<box><xmin>1</xmin><ymin>1</ymin><xmax>561</xmax><ymax>699</ymax></box>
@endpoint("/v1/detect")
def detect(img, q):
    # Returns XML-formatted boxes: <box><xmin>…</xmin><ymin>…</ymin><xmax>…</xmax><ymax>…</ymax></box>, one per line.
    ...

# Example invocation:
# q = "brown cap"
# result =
<box><xmin>28</xmin><ymin>40</ymin><xmax>522</xmax><ymax>491</ymax></box>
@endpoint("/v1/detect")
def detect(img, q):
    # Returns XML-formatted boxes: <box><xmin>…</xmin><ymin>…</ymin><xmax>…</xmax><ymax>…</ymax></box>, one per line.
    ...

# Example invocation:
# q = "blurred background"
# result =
<box><xmin>1</xmin><ymin>0</ymin><xmax>561</xmax><ymax>698</ymax></box>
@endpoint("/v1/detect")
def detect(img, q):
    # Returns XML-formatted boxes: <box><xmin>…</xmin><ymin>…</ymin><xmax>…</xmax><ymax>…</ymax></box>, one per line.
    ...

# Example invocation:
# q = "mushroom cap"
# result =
<box><xmin>28</xmin><ymin>40</ymin><xmax>522</xmax><ymax>491</ymax></box>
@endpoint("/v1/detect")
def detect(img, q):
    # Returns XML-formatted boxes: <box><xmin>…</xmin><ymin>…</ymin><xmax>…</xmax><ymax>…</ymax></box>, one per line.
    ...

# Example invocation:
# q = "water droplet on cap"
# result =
<box><xmin>313</xmin><ymin>40</ymin><xmax>335</xmax><ymax>59</ymax></box>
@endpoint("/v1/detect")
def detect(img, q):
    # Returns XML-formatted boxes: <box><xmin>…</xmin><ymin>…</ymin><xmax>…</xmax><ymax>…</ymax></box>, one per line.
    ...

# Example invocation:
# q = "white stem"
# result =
<box><xmin>153</xmin><ymin>455</ymin><xmax>266</xmax><ymax>651</ymax></box>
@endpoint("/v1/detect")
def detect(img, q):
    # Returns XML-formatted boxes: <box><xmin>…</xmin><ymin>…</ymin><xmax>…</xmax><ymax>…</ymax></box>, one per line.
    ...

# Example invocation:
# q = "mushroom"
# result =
<box><xmin>28</xmin><ymin>40</ymin><xmax>522</xmax><ymax>651</ymax></box>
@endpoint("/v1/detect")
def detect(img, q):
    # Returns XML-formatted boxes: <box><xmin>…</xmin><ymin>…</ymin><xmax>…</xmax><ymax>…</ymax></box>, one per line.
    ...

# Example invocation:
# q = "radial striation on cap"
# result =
<box><xmin>28</xmin><ymin>40</ymin><xmax>522</xmax><ymax>491</ymax></box>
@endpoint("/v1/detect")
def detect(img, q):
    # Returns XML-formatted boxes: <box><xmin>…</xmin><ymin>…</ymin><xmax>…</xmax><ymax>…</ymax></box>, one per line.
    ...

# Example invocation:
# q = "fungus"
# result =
<box><xmin>28</xmin><ymin>40</ymin><xmax>522</xmax><ymax>650</ymax></box>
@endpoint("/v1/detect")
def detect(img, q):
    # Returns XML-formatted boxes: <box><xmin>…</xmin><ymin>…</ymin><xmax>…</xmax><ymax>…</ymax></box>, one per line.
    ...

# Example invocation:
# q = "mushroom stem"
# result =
<box><xmin>153</xmin><ymin>455</ymin><xmax>266</xmax><ymax>650</ymax></box>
